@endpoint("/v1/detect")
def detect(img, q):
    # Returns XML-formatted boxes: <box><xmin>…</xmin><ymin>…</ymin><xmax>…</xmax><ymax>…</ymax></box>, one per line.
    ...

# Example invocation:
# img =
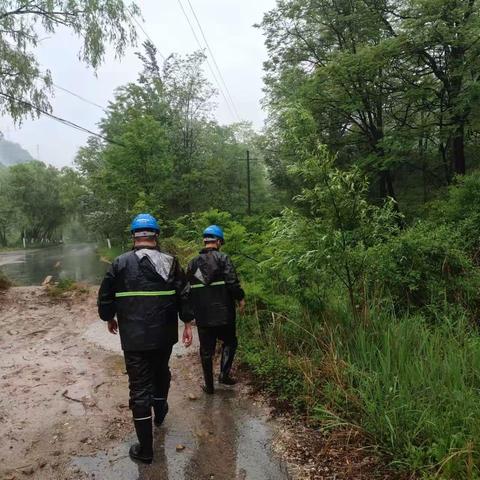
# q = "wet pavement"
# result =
<box><xmin>71</xmin><ymin>397</ymin><xmax>289</xmax><ymax>480</ymax></box>
<box><xmin>77</xmin><ymin>322</ymin><xmax>291</xmax><ymax>480</ymax></box>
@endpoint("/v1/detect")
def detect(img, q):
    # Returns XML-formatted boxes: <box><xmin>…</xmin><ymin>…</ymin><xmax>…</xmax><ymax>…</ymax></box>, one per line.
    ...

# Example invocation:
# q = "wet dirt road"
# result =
<box><xmin>0</xmin><ymin>287</ymin><xmax>291</xmax><ymax>480</ymax></box>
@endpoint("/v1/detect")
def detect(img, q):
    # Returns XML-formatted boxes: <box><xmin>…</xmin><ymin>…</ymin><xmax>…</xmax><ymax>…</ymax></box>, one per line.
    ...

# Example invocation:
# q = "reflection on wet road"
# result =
<box><xmin>76</xmin><ymin>323</ymin><xmax>290</xmax><ymax>480</ymax></box>
<box><xmin>73</xmin><ymin>391</ymin><xmax>288</xmax><ymax>480</ymax></box>
<box><xmin>0</xmin><ymin>243</ymin><xmax>107</xmax><ymax>285</ymax></box>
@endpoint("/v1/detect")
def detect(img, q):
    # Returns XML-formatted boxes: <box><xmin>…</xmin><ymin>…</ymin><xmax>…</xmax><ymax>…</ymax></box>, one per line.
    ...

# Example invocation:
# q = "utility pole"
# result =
<box><xmin>246</xmin><ymin>149</ymin><xmax>251</xmax><ymax>216</ymax></box>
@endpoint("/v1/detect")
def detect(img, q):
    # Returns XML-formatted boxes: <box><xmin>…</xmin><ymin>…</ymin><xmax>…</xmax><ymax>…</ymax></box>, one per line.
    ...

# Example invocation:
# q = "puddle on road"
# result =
<box><xmin>72</xmin><ymin>389</ymin><xmax>290</xmax><ymax>480</ymax></box>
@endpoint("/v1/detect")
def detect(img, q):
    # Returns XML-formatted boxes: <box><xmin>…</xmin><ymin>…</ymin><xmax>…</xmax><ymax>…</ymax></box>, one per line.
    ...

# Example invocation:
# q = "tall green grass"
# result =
<box><xmin>338</xmin><ymin>311</ymin><xmax>480</xmax><ymax>477</ymax></box>
<box><xmin>239</xmin><ymin>296</ymin><xmax>480</xmax><ymax>478</ymax></box>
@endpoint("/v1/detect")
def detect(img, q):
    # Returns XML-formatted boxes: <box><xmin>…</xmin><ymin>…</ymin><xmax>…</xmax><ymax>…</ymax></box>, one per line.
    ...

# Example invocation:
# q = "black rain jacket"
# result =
<box><xmin>186</xmin><ymin>248</ymin><xmax>245</xmax><ymax>327</ymax></box>
<box><xmin>98</xmin><ymin>247</ymin><xmax>193</xmax><ymax>351</ymax></box>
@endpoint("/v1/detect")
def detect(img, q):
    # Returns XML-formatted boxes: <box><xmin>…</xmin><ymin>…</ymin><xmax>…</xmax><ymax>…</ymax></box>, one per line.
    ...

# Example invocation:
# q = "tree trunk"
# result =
<box><xmin>452</xmin><ymin>123</ymin><xmax>466</xmax><ymax>175</ymax></box>
<box><xmin>379</xmin><ymin>170</ymin><xmax>397</xmax><ymax>202</ymax></box>
<box><xmin>384</xmin><ymin>170</ymin><xmax>396</xmax><ymax>200</ymax></box>
<box><xmin>439</xmin><ymin>140</ymin><xmax>452</xmax><ymax>185</ymax></box>
<box><xmin>448</xmin><ymin>41</ymin><xmax>467</xmax><ymax>176</ymax></box>
<box><xmin>0</xmin><ymin>228</ymin><xmax>6</xmax><ymax>247</ymax></box>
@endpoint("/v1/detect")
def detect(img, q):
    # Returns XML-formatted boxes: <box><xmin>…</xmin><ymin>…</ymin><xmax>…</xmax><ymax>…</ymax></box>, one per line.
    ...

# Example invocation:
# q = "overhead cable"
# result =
<box><xmin>0</xmin><ymin>91</ymin><xmax>125</xmax><ymax>147</ymax></box>
<box><xmin>185</xmin><ymin>0</ymin><xmax>241</xmax><ymax>121</ymax></box>
<box><xmin>176</xmin><ymin>0</ymin><xmax>238</xmax><ymax>122</ymax></box>
<box><xmin>3</xmin><ymin>38</ymin><xmax>108</xmax><ymax>113</ymax></box>
<box><xmin>127</xmin><ymin>7</ymin><xmax>166</xmax><ymax>60</ymax></box>
<box><xmin>51</xmin><ymin>83</ymin><xmax>107</xmax><ymax>112</ymax></box>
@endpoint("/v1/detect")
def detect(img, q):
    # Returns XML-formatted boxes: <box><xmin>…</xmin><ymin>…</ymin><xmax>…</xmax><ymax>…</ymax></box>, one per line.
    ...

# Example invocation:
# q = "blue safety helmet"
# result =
<box><xmin>203</xmin><ymin>225</ymin><xmax>225</xmax><ymax>244</ymax></box>
<box><xmin>130</xmin><ymin>213</ymin><xmax>160</xmax><ymax>234</ymax></box>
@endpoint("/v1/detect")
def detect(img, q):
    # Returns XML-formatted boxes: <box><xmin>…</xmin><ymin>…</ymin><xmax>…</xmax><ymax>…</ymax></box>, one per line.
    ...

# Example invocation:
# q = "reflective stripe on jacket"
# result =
<box><xmin>97</xmin><ymin>248</ymin><xmax>193</xmax><ymax>351</ymax></box>
<box><xmin>187</xmin><ymin>248</ymin><xmax>244</xmax><ymax>327</ymax></box>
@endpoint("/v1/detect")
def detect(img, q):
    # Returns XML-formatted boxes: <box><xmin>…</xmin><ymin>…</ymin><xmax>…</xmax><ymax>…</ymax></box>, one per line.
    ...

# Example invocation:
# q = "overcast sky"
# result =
<box><xmin>0</xmin><ymin>0</ymin><xmax>277</xmax><ymax>167</ymax></box>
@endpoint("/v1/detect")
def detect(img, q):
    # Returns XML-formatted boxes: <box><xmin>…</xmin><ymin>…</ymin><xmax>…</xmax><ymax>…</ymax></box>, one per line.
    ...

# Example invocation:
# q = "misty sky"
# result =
<box><xmin>0</xmin><ymin>1</ymin><xmax>277</xmax><ymax>167</ymax></box>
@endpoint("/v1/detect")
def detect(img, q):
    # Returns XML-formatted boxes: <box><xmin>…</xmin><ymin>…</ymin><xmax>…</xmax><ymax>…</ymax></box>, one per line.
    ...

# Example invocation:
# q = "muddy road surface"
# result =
<box><xmin>0</xmin><ymin>287</ymin><xmax>291</xmax><ymax>480</ymax></box>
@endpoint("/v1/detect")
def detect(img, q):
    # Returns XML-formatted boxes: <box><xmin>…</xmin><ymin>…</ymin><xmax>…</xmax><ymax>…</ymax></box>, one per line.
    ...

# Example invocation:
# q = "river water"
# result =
<box><xmin>0</xmin><ymin>243</ymin><xmax>108</xmax><ymax>285</ymax></box>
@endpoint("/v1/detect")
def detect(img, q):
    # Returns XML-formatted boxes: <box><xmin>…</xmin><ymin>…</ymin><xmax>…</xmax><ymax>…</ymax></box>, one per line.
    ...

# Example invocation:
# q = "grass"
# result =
<box><xmin>0</xmin><ymin>269</ymin><xmax>12</xmax><ymax>290</ymax></box>
<box><xmin>337</xmin><ymin>310</ymin><xmax>480</xmax><ymax>478</ymax></box>
<box><xmin>238</xmin><ymin>291</ymin><xmax>480</xmax><ymax>479</ymax></box>
<box><xmin>97</xmin><ymin>245</ymin><xmax>123</xmax><ymax>263</ymax></box>
<box><xmin>46</xmin><ymin>278</ymin><xmax>89</xmax><ymax>298</ymax></box>
<box><xmin>0</xmin><ymin>246</ymin><xmax>22</xmax><ymax>252</ymax></box>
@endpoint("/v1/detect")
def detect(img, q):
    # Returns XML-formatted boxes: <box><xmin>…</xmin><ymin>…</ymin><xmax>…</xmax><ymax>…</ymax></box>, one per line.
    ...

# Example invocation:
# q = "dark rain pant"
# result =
<box><xmin>123</xmin><ymin>346</ymin><xmax>173</xmax><ymax>417</ymax></box>
<box><xmin>198</xmin><ymin>324</ymin><xmax>237</xmax><ymax>358</ymax></box>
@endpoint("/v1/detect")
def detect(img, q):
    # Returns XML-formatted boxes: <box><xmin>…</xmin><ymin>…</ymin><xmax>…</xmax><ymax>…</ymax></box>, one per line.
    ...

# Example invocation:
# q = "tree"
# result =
<box><xmin>399</xmin><ymin>0</ymin><xmax>480</xmax><ymax>176</ymax></box>
<box><xmin>7</xmin><ymin>161</ymin><xmax>65</xmax><ymax>242</ymax></box>
<box><xmin>0</xmin><ymin>166</ymin><xmax>17</xmax><ymax>245</ymax></box>
<box><xmin>260</xmin><ymin>0</ymin><xmax>402</xmax><ymax>200</ymax></box>
<box><xmin>260</xmin><ymin>0</ymin><xmax>480</xmax><ymax>214</ymax></box>
<box><xmin>0</xmin><ymin>0</ymin><xmax>139</xmax><ymax>122</ymax></box>
<box><xmin>162</xmin><ymin>50</ymin><xmax>217</xmax><ymax>170</ymax></box>
<box><xmin>269</xmin><ymin>145</ymin><xmax>399</xmax><ymax>316</ymax></box>
<box><xmin>76</xmin><ymin>45</ymin><xmax>272</xmax><ymax>241</ymax></box>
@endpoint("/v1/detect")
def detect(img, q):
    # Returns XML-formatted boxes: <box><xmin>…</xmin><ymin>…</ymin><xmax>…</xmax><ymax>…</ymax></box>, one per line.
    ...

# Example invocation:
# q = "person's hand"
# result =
<box><xmin>238</xmin><ymin>299</ymin><xmax>246</xmax><ymax>315</ymax></box>
<box><xmin>107</xmin><ymin>319</ymin><xmax>118</xmax><ymax>335</ymax></box>
<box><xmin>182</xmin><ymin>323</ymin><xmax>193</xmax><ymax>348</ymax></box>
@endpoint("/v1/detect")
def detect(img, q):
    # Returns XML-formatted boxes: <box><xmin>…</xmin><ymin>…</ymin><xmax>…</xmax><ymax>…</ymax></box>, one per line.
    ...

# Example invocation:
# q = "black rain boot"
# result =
<box><xmin>219</xmin><ymin>345</ymin><xmax>237</xmax><ymax>385</ymax></box>
<box><xmin>129</xmin><ymin>411</ymin><xmax>153</xmax><ymax>464</ymax></box>
<box><xmin>201</xmin><ymin>355</ymin><xmax>215</xmax><ymax>394</ymax></box>
<box><xmin>153</xmin><ymin>398</ymin><xmax>169</xmax><ymax>427</ymax></box>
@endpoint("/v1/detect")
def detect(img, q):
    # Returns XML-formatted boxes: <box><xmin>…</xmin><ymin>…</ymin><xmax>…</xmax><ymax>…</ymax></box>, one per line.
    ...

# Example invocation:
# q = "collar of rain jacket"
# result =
<box><xmin>200</xmin><ymin>247</ymin><xmax>219</xmax><ymax>254</ymax></box>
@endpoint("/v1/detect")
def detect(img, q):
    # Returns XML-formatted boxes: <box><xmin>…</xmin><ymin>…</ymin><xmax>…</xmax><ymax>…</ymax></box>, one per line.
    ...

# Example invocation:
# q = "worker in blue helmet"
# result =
<box><xmin>97</xmin><ymin>213</ymin><xmax>193</xmax><ymax>464</ymax></box>
<box><xmin>186</xmin><ymin>225</ymin><xmax>245</xmax><ymax>394</ymax></box>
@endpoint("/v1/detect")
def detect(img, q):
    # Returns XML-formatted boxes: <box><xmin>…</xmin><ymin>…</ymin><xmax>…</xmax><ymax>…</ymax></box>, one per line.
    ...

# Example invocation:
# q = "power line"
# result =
<box><xmin>52</xmin><ymin>83</ymin><xmax>107</xmax><ymax>112</ymax></box>
<box><xmin>185</xmin><ymin>0</ymin><xmax>241</xmax><ymax>121</ymax></box>
<box><xmin>127</xmin><ymin>8</ymin><xmax>166</xmax><ymax>60</ymax></box>
<box><xmin>4</xmin><ymin>9</ymin><xmax>168</xmax><ymax>116</ymax></box>
<box><xmin>0</xmin><ymin>91</ymin><xmax>125</xmax><ymax>147</ymax></box>
<box><xmin>176</xmin><ymin>0</ymin><xmax>238</xmax><ymax>122</ymax></box>
<box><xmin>3</xmin><ymin>38</ymin><xmax>108</xmax><ymax>113</ymax></box>
<box><xmin>129</xmin><ymin>5</ymin><xmax>237</xmax><ymax>124</ymax></box>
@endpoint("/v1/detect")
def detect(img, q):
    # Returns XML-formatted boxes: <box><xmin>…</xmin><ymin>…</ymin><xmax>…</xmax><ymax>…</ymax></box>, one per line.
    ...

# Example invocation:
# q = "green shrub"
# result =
<box><xmin>161</xmin><ymin>237</ymin><xmax>197</xmax><ymax>265</ymax></box>
<box><xmin>365</xmin><ymin>222</ymin><xmax>480</xmax><ymax>316</ymax></box>
<box><xmin>239</xmin><ymin>314</ymin><xmax>323</xmax><ymax>416</ymax></box>
<box><xmin>428</xmin><ymin>171</ymin><xmax>480</xmax><ymax>258</ymax></box>
<box><xmin>46</xmin><ymin>278</ymin><xmax>88</xmax><ymax>297</ymax></box>
<box><xmin>173</xmin><ymin>209</ymin><xmax>236</xmax><ymax>242</ymax></box>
